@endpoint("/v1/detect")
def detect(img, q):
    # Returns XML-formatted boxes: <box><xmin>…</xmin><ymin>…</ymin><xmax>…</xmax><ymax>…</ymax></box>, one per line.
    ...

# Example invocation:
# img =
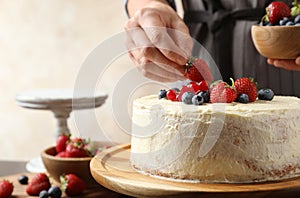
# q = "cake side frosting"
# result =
<box><xmin>130</xmin><ymin>95</ymin><xmax>300</xmax><ymax>183</ymax></box>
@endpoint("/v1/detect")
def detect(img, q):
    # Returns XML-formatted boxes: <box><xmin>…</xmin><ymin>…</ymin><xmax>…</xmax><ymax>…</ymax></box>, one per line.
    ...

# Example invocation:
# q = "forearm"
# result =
<box><xmin>126</xmin><ymin>0</ymin><xmax>169</xmax><ymax>17</ymax></box>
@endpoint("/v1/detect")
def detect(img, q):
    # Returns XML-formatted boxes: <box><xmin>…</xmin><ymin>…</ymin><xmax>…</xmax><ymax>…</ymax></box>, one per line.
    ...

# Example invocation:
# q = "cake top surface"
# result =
<box><xmin>134</xmin><ymin>95</ymin><xmax>300</xmax><ymax>113</ymax></box>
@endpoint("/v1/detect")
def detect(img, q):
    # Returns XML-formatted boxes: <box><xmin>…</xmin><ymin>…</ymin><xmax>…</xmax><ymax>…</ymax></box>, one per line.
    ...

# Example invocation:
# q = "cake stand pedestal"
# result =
<box><xmin>15</xmin><ymin>89</ymin><xmax>108</xmax><ymax>172</ymax></box>
<box><xmin>16</xmin><ymin>89</ymin><xmax>107</xmax><ymax>137</ymax></box>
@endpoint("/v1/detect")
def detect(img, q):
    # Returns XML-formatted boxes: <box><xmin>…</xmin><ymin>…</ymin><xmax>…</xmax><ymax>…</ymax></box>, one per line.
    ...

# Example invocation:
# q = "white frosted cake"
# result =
<box><xmin>130</xmin><ymin>95</ymin><xmax>300</xmax><ymax>183</ymax></box>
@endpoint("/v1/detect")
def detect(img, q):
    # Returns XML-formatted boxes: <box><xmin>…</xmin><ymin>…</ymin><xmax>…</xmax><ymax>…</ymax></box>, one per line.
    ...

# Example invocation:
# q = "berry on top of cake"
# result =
<box><xmin>159</xmin><ymin>77</ymin><xmax>274</xmax><ymax>105</ymax></box>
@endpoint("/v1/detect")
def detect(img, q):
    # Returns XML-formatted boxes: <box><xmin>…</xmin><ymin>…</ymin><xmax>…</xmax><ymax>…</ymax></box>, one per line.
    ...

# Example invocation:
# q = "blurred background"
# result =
<box><xmin>0</xmin><ymin>0</ymin><xmax>183</xmax><ymax>161</ymax></box>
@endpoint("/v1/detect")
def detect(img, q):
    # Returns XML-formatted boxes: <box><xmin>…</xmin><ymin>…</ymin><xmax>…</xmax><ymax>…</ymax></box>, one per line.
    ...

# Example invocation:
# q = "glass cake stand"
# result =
<box><xmin>15</xmin><ymin>89</ymin><xmax>108</xmax><ymax>172</ymax></box>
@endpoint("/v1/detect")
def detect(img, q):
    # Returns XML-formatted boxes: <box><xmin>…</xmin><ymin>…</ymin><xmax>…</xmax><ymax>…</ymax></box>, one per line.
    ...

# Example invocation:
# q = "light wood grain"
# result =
<box><xmin>251</xmin><ymin>25</ymin><xmax>300</xmax><ymax>59</ymax></box>
<box><xmin>90</xmin><ymin>144</ymin><xmax>300</xmax><ymax>197</ymax></box>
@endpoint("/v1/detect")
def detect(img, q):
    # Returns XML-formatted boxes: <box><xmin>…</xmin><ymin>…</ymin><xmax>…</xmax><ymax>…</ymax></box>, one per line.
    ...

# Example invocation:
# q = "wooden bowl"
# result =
<box><xmin>41</xmin><ymin>146</ymin><xmax>95</xmax><ymax>185</ymax></box>
<box><xmin>251</xmin><ymin>25</ymin><xmax>300</xmax><ymax>59</ymax></box>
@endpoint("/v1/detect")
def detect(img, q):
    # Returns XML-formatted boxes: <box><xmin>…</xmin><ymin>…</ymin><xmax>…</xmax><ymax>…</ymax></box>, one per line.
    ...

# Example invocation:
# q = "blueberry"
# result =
<box><xmin>39</xmin><ymin>190</ymin><xmax>49</xmax><ymax>198</ymax></box>
<box><xmin>279</xmin><ymin>17</ymin><xmax>290</xmax><ymax>26</ymax></box>
<box><xmin>294</xmin><ymin>15</ymin><xmax>300</xmax><ymax>24</ymax></box>
<box><xmin>237</xmin><ymin>94</ymin><xmax>249</xmax><ymax>103</ymax></box>
<box><xmin>158</xmin><ymin>89</ymin><xmax>167</xmax><ymax>99</ymax></box>
<box><xmin>286</xmin><ymin>21</ymin><xmax>295</xmax><ymax>26</ymax></box>
<box><xmin>48</xmin><ymin>186</ymin><xmax>62</xmax><ymax>198</ymax></box>
<box><xmin>182</xmin><ymin>92</ymin><xmax>195</xmax><ymax>104</ymax></box>
<box><xmin>198</xmin><ymin>91</ymin><xmax>210</xmax><ymax>103</ymax></box>
<box><xmin>192</xmin><ymin>95</ymin><xmax>204</xmax><ymax>105</ymax></box>
<box><xmin>18</xmin><ymin>175</ymin><xmax>28</xmax><ymax>185</ymax></box>
<box><xmin>258</xmin><ymin>88</ymin><xmax>274</xmax><ymax>101</ymax></box>
<box><xmin>172</xmin><ymin>88</ymin><xmax>180</xmax><ymax>93</ymax></box>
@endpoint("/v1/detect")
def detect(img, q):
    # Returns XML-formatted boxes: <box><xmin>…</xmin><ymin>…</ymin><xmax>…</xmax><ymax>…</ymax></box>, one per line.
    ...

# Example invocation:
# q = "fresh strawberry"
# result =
<box><xmin>166</xmin><ymin>89</ymin><xmax>178</xmax><ymax>101</ymax></box>
<box><xmin>56</xmin><ymin>151</ymin><xmax>67</xmax><ymax>158</ymax></box>
<box><xmin>210</xmin><ymin>80</ymin><xmax>237</xmax><ymax>103</ymax></box>
<box><xmin>60</xmin><ymin>174</ymin><xmax>86</xmax><ymax>196</ymax></box>
<box><xmin>0</xmin><ymin>180</ymin><xmax>14</xmax><ymax>198</ymax></box>
<box><xmin>184</xmin><ymin>58</ymin><xmax>213</xmax><ymax>83</ymax></box>
<box><xmin>198</xmin><ymin>80</ymin><xmax>209</xmax><ymax>92</ymax></box>
<box><xmin>65</xmin><ymin>138</ymin><xmax>89</xmax><ymax>158</ymax></box>
<box><xmin>234</xmin><ymin>77</ymin><xmax>257</xmax><ymax>102</ymax></box>
<box><xmin>187</xmin><ymin>81</ymin><xmax>201</xmax><ymax>93</ymax></box>
<box><xmin>26</xmin><ymin>173</ymin><xmax>51</xmax><ymax>196</ymax></box>
<box><xmin>265</xmin><ymin>2</ymin><xmax>291</xmax><ymax>24</ymax></box>
<box><xmin>55</xmin><ymin>134</ymin><xmax>70</xmax><ymax>153</ymax></box>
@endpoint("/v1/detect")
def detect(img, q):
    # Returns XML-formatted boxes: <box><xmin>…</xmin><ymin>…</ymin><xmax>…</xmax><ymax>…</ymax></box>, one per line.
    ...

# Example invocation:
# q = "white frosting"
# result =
<box><xmin>130</xmin><ymin>95</ymin><xmax>300</xmax><ymax>183</ymax></box>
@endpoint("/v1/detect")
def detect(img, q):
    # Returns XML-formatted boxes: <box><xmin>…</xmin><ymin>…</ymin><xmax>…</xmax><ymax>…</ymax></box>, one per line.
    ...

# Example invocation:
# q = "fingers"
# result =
<box><xmin>128</xmin><ymin>49</ymin><xmax>186</xmax><ymax>82</ymax></box>
<box><xmin>170</xmin><ymin>20</ymin><xmax>193</xmax><ymax>59</ymax></box>
<box><xmin>124</xmin><ymin>6</ymin><xmax>192</xmax><ymax>82</ymax></box>
<box><xmin>296</xmin><ymin>56</ymin><xmax>300</xmax><ymax>65</ymax></box>
<box><xmin>124</xmin><ymin>7</ymin><xmax>190</xmax><ymax>65</ymax></box>
<box><xmin>267</xmin><ymin>58</ymin><xmax>300</xmax><ymax>71</ymax></box>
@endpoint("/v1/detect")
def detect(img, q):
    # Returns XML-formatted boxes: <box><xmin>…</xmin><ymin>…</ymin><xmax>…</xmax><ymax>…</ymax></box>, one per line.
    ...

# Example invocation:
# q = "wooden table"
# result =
<box><xmin>0</xmin><ymin>173</ymin><xmax>130</xmax><ymax>197</ymax></box>
<box><xmin>0</xmin><ymin>161</ymin><xmax>129</xmax><ymax>197</ymax></box>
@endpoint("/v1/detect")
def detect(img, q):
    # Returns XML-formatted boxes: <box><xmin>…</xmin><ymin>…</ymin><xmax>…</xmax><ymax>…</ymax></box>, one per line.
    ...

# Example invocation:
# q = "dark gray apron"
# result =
<box><xmin>181</xmin><ymin>0</ymin><xmax>300</xmax><ymax>97</ymax></box>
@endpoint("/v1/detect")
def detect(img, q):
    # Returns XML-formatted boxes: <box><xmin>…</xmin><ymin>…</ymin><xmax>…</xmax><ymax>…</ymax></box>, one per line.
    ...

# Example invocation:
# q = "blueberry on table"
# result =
<box><xmin>258</xmin><ymin>88</ymin><xmax>274</xmax><ymax>101</ymax></box>
<box><xmin>18</xmin><ymin>175</ymin><xmax>28</xmax><ymax>185</ymax></box>
<box><xmin>39</xmin><ymin>190</ymin><xmax>49</xmax><ymax>198</ymax></box>
<box><xmin>48</xmin><ymin>186</ymin><xmax>62</xmax><ymax>198</ymax></box>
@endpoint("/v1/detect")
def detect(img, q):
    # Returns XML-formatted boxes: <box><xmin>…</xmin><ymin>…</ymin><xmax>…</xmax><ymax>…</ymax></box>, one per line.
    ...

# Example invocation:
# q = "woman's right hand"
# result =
<box><xmin>124</xmin><ymin>0</ymin><xmax>193</xmax><ymax>82</ymax></box>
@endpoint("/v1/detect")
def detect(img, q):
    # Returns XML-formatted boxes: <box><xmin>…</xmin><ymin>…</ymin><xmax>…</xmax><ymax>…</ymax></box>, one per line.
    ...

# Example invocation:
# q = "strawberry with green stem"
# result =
<box><xmin>210</xmin><ymin>79</ymin><xmax>237</xmax><ymax>103</ymax></box>
<box><xmin>263</xmin><ymin>1</ymin><xmax>291</xmax><ymax>24</ymax></box>
<box><xmin>234</xmin><ymin>77</ymin><xmax>257</xmax><ymax>102</ymax></box>
<box><xmin>184</xmin><ymin>57</ymin><xmax>213</xmax><ymax>83</ymax></box>
<box><xmin>60</xmin><ymin>174</ymin><xmax>86</xmax><ymax>196</ymax></box>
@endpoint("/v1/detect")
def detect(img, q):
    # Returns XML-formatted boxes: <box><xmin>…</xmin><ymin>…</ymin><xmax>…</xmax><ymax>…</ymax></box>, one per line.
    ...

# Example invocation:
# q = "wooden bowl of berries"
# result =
<box><xmin>251</xmin><ymin>1</ymin><xmax>300</xmax><ymax>59</ymax></box>
<box><xmin>41</xmin><ymin>135</ymin><xmax>112</xmax><ymax>185</ymax></box>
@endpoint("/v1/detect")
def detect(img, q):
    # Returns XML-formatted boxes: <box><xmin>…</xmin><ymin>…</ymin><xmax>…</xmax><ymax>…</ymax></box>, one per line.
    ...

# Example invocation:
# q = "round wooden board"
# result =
<box><xmin>90</xmin><ymin>144</ymin><xmax>300</xmax><ymax>197</ymax></box>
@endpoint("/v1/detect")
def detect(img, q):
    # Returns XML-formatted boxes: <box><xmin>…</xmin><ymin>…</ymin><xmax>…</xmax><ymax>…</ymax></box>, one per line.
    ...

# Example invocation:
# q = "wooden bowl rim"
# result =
<box><xmin>252</xmin><ymin>24</ymin><xmax>300</xmax><ymax>29</ymax></box>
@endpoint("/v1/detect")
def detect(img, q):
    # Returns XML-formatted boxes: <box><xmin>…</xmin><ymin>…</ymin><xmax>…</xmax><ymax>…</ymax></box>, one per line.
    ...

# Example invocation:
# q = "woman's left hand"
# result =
<box><xmin>268</xmin><ymin>56</ymin><xmax>300</xmax><ymax>71</ymax></box>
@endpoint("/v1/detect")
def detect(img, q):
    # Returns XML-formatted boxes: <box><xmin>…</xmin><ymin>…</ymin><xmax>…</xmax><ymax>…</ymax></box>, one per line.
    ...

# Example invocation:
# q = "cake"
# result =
<box><xmin>130</xmin><ymin>95</ymin><xmax>300</xmax><ymax>183</ymax></box>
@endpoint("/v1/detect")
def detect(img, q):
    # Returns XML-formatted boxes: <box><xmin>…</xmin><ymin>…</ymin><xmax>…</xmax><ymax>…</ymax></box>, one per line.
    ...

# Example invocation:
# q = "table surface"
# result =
<box><xmin>0</xmin><ymin>160</ymin><xmax>129</xmax><ymax>197</ymax></box>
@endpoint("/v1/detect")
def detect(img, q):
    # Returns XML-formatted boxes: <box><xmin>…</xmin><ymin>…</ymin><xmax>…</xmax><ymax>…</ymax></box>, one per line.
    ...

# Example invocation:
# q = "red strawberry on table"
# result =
<box><xmin>55</xmin><ymin>133</ymin><xmax>70</xmax><ymax>153</ymax></box>
<box><xmin>210</xmin><ymin>80</ymin><xmax>237</xmax><ymax>103</ymax></box>
<box><xmin>26</xmin><ymin>173</ymin><xmax>51</xmax><ymax>196</ymax></box>
<box><xmin>265</xmin><ymin>1</ymin><xmax>291</xmax><ymax>24</ymax></box>
<box><xmin>60</xmin><ymin>173</ymin><xmax>86</xmax><ymax>196</ymax></box>
<box><xmin>0</xmin><ymin>180</ymin><xmax>14</xmax><ymax>198</ymax></box>
<box><xmin>184</xmin><ymin>58</ymin><xmax>213</xmax><ymax>83</ymax></box>
<box><xmin>234</xmin><ymin>77</ymin><xmax>257</xmax><ymax>102</ymax></box>
<box><xmin>65</xmin><ymin>137</ymin><xmax>89</xmax><ymax>158</ymax></box>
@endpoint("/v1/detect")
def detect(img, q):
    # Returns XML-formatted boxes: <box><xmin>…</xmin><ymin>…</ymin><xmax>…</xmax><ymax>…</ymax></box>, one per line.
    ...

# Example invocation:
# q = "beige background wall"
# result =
<box><xmin>0</xmin><ymin>0</ymin><xmax>130</xmax><ymax>161</ymax></box>
<box><xmin>0</xmin><ymin>0</ymin><xmax>183</xmax><ymax>161</ymax></box>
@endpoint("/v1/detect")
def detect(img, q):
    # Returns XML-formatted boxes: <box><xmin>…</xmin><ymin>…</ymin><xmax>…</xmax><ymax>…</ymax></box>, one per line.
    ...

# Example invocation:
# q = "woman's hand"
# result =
<box><xmin>124</xmin><ymin>0</ymin><xmax>193</xmax><ymax>82</ymax></box>
<box><xmin>267</xmin><ymin>56</ymin><xmax>300</xmax><ymax>71</ymax></box>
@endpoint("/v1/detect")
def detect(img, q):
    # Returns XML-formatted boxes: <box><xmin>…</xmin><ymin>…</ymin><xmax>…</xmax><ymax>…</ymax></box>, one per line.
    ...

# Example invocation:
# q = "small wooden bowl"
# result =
<box><xmin>41</xmin><ymin>146</ymin><xmax>95</xmax><ymax>185</ymax></box>
<box><xmin>251</xmin><ymin>25</ymin><xmax>300</xmax><ymax>59</ymax></box>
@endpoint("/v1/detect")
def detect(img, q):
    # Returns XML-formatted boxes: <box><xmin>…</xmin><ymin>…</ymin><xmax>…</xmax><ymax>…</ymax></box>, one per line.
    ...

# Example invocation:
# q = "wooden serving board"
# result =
<box><xmin>90</xmin><ymin>144</ymin><xmax>300</xmax><ymax>198</ymax></box>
